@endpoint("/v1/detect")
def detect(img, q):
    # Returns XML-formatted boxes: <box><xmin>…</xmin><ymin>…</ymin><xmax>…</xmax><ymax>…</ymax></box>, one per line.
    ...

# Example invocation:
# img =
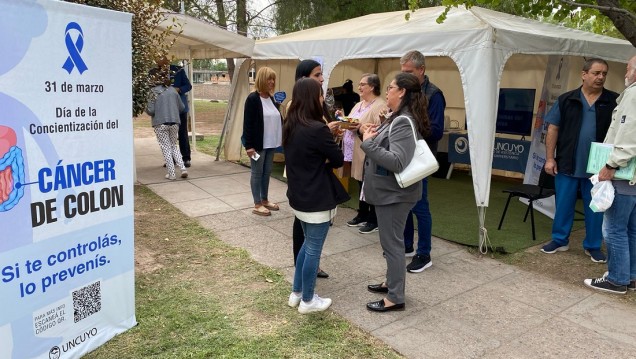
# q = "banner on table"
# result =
<box><xmin>520</xmin><ymin>56</ymin><xmax>571</xmax><ymax>218</ymax></box>
<box><xmin>0</xmin><ymin>1</ymin><xmax>135</xmax><ymax>358</ymax></box>
<box><xmin>448</xmin><ymin>133</ymin><xmax>530</xmax><ymax>173</ymax></box>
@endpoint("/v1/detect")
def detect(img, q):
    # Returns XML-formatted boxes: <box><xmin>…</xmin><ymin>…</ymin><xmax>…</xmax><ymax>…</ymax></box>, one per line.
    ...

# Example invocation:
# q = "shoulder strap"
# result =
<box><xmin>388</xmin><ymin>115</ymin><xmax>418</xmax><ymax>143</ymax></box>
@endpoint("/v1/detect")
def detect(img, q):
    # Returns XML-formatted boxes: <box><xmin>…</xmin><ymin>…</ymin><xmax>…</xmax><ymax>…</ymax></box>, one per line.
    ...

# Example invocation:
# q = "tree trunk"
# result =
<box><xmin>236</xmin><ymin>0</ymin><xmax>247</xmax><ymax>37</ymax></box>
<box><xmin>211</xmin><ymin>0</ymin><xmax>234</xmax><ymax>82</ymax></box>
<box><xmin>595</xmin><ymin>0</ymin><xmax>636</xmax><ymax>47</ymax></box>
<box><xmin>231</xmin><ymin>0</ymin><xmax>249</xmax><ymax>83</ymax></box>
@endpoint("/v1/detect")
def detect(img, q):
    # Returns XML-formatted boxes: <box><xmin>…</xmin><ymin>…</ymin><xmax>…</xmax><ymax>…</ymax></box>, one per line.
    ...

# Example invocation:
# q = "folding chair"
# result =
<box><xmin>498</xmin><ymin>168</ymin><xmax>555</xmax><ymax>241</ymax></box>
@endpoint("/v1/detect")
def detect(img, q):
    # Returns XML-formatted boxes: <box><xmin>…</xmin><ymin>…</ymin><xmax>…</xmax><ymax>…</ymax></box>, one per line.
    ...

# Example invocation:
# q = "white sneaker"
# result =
<box><xmin>298</xmin><ymin>294</ymin><xmax>332</xmax><ymax>314</ymax></box>
<box><xmin>180</xmin><ymin>170</ymin><xmax>188</xmax><ymax>178</ymax></box>
<box><xmin>165</xmin><ymin>174</ymin><xmax>176</xmax><ymax>180</ymax></box>
<box><xmin>288</xmin><ymin>292</ymin><xmax>302</xmax><ymax>308</ymax></box>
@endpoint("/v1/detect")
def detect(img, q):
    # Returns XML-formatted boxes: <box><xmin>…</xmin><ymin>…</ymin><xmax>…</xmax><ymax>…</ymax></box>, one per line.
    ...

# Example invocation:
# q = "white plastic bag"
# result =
<box><xmin>589</xmin><ymin>174</ymin><xmax>615</xmax><ymax>212</ymax></box>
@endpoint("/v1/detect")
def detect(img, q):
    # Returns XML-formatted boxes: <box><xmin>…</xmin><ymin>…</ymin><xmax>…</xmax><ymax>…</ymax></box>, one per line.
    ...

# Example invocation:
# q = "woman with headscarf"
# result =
<box><xmin>284</xmin><ymin>78</ymin><xmax>349</xmax><ymax>313</ymax></box>
<box><xmin>360</xmin><ymin>73</ymin><xmax>430</xmax><ymax>312</ymax></box>
<box><xmin>242</xmin><ymin>67</ymin><xmax>282</xmax><ymax>216</ymax></box>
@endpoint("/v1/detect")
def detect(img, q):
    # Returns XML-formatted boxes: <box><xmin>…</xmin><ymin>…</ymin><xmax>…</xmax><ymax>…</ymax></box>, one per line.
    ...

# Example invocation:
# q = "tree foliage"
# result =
<box><xmin>65</xmin><ymin>0</ymin><xmax>179</xmax><ymax>116</ymax></box>
<box><xmin>273</xmin><ymin>0</ymin><xmax>440</xmax><ymax>34</ymax></box>
<box><xmin>424</xmin><ymin>0</ymin><xmax>636</xmax><ymax>47</ymax></box>
<box><xmin>162</xmin><ymin>0</ymin><xmax>273</xmax><ymax>81</ymax></box>
<box><xmin>193</xmin><ymin>59</ymin><xmax>228</xmax><ymax>71</ymax></box>
<box><xmin>163</xmin><ymin>0</ymin><xmax>274</xmax><ymax>38</ymax></box>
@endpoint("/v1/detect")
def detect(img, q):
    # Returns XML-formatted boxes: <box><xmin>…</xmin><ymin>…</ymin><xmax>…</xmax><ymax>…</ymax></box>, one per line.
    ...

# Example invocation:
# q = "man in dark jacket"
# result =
<box><xmin>542</xmin><ymin>58</ymin><xmax>619</xmax><ymax>263</ymax></box>
<box><xmin>400</xmin><ymin>50</ymin><xmax>446</xmax><ymax>273</ymax></box>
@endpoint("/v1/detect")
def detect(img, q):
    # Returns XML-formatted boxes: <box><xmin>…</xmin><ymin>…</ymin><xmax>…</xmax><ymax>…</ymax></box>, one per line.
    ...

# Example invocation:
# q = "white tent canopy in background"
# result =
<box><xmin>222</xmin><ymin>5</ymin><xmax>635</xmax><ymax>246</ymax></box>
<box><xmin>156</xmin><ymin>11</ymin><xmax>255</xmax><ymax>60</ymax></box>
<box><xmin>154</xmin><ymin>10</ymin><xmax>255</xmax><ymax>150</ymax></box>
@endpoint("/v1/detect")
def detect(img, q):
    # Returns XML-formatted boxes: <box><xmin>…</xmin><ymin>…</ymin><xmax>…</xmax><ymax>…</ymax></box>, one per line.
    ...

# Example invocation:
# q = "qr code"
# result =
<box><xmin>72</xmin><ymin>281</ymin><xmax>102</xmax><ymax>323</ymax></box>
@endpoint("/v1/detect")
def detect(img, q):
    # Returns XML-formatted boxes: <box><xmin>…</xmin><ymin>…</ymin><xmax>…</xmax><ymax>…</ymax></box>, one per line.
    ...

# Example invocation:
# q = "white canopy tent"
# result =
<box><xmin>222</xmin><ymin>6</ymin><xmax>635</xmax><ymax>246</ymax></box>
<box><xmin>157</xmin><ymin>11</ymin><xmax>254</xmax><ymax>60</ymax></box>
<box><xmin>155</xmin><ymin>10</ymin><xmax>255</xmax><ymax>150</ymax></box>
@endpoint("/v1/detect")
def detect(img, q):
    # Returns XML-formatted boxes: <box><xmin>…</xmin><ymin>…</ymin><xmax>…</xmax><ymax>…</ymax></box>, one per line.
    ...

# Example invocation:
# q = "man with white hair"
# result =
<box><xmin>585</xmin><ymin>55</ymin><xmax>636</xmax><ymax>294</ymax></box>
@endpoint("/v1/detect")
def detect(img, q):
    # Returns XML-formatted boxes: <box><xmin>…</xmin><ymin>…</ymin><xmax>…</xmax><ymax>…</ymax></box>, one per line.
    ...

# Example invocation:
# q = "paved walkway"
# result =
<box><xmin>135</xmin><ymin>137</ymin><xmax>636</xmax><ymax>358</ymax></box>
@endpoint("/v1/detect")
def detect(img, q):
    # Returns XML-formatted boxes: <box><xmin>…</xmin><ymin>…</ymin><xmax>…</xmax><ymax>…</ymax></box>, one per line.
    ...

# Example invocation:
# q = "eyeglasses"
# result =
<box><xmin>358</xmin><ymin>82</ymin><xmax>368</xmax><ymax>87</ymax></box>
<box><xmin>386</xmin><ymin>85</ymin><xmax>398</xmax><ymax>92</ymax></box>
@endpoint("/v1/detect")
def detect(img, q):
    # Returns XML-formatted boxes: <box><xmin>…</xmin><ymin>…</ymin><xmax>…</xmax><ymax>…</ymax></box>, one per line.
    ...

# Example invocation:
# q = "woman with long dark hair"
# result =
<box><xmin>360</xmin><ymin>72</ymin><xmax>430</xmax><ymax>312</ymax></box>
<box><xmin>284</xmin><ymin>78</ymin><xmax>349</xmax><ymax>313</ymax></box>
<box><xmin>288</xmin><ymin>59</ymin><xmax>340</xmax><ymax>278</ymax></box>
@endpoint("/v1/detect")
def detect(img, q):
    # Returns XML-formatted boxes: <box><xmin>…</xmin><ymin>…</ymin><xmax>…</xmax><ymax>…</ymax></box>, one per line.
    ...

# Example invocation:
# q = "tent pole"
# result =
<box><xmin>188</xmin><ymin>51</ymin><xmax>196</xmax><ymax>152</ymax></box>
<box><xmin>217</xmin><ymin>58</ymin><xmax>246</xmax><ymax>160</ymax></box>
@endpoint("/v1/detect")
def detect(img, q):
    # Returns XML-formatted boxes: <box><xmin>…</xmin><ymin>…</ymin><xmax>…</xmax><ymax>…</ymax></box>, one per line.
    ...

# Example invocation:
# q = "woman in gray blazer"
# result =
<box><xmin>360</xmin><ymin>73</ymin><xmax>430</xmax><ymax>312</ymax></box>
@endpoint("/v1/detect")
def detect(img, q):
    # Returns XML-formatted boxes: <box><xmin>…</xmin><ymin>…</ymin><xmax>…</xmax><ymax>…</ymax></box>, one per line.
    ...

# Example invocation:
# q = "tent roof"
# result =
<box><xmin>254</xmin><ymin>6</ymin><xmax>633</xmax><ymax>62</ymax></box>
<box><xmin>157</xmin><ymin>11</ymin><xmax>254</xmax><ymax>59</ymax></box>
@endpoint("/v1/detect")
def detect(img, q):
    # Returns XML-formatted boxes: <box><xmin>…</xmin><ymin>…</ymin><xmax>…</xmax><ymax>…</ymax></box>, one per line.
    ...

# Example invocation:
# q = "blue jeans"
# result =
<box><xmin>603</xmin><ymin>193</ymin><xmax>636</xmax><ymax>286</ymax></box>
<box><xmin>552</xmin><ymin>173</ymin><xmax>603</xmax><ymax>250</ymax></box>
<box><xmin>249</xmin><ymin>148</ymin><xmax>276</xmax><ymax>204</ymax></box>
<box><xmin>404</xmin><ymin>178</ymin><xmax>431</xmax><ymax>256</ymax></box>
<box><xmin>292</xmin><ymin>220</ymin><xmax>330</xmax><ymax>302</ymax></box>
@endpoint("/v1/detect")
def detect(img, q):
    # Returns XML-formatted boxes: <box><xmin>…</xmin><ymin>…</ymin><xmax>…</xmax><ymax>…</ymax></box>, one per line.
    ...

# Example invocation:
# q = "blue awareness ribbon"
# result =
<box><xmin>62</xmin><ymin>22</ymin><xmax>88</xmax><ymax>74</ymax></box>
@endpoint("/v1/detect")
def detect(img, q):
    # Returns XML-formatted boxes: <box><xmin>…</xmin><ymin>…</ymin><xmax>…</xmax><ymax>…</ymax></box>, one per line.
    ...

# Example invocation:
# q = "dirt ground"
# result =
<box><xmin>498</xmin><ymin>228</ymin><xmax>635</xmax><ymax>305</ymax></box>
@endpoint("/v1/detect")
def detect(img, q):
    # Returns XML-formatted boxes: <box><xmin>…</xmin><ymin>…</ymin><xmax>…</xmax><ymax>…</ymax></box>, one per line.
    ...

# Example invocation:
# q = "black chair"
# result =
<box><xmin>498</xmin><ymin>168</ymin><xmax>555</xmax><ymax>241</ymax></box>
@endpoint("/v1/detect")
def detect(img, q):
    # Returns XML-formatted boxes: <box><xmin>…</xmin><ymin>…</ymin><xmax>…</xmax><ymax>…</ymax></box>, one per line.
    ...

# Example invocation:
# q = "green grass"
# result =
<box><xmin>196</xmin><ymin>134</ymin><xmax>251</xmax><ymax>166</ymax></box>
<box><xmin>85</xmin><ymin>186</ymin><xmax>402</xmax><ymax>359</ymax></box>
<box><xmin>193</xmin><ymin>99</ymin><xmax>227</xmax><ymax>111</ymax></box>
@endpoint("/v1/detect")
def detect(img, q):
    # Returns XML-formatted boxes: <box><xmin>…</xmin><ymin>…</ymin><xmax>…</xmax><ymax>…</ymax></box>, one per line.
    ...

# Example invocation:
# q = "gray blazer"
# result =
<box><xmin>360</xmin><ymin>115</ymin><xmax>422</xmax><ymax>205</ymax></box>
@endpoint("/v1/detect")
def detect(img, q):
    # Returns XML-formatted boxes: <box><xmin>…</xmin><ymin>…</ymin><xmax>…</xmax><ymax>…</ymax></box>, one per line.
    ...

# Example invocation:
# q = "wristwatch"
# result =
<box><xmin>605</xmin><ymin>163</ymin><xmax>619</xmax><ymax>170</ymax></box>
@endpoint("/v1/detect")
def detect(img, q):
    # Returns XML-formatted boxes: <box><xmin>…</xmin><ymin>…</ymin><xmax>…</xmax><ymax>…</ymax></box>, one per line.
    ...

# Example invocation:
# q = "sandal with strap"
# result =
<box><xmin>252</xmin><ymin>205</ymin><xmax>271</xmax><ymax>216</ymax></box>
<box><xmin>262</xmin><ymin>201</ymin><xmax>279</xmax><ymax>211</ymax></box>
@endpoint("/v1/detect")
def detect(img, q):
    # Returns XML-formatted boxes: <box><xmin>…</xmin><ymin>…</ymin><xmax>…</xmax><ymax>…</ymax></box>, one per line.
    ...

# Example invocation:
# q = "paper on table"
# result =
<box><xmin>587</xmin><ymin>142</ymin><xmax>636</xmax><ymax>180</ymax></box>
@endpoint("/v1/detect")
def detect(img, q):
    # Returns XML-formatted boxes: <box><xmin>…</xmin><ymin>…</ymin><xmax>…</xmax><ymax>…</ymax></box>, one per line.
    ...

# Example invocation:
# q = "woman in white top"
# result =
<box><xmin>242</xmin><ymin>67</ymin><xmax>283</xmax><ymax>216</ymax></box>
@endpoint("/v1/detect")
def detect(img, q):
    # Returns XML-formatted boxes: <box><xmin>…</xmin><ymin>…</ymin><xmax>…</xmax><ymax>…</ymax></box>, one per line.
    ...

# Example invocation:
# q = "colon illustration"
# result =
<box><xmin>0</xmin><ymin>126</ymin><xmax>25</xmax><ymax>211</ymax></box>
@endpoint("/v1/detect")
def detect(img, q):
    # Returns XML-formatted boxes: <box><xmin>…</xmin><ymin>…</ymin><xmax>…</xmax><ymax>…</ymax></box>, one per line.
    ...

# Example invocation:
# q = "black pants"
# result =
<box><xmin>178</xmin><ymin>111</ymin><xmax>191</xmax><ymax>161</ymax></box>
<box><xmin>357</xmin><ymin>180</ymin><xmax>377</xmax><ymax>225</ymax></box>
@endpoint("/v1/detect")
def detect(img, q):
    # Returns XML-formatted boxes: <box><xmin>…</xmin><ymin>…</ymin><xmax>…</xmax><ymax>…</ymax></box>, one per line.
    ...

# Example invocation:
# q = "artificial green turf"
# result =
<box><xmin>344</xmin><ymin>171</ymin><xmax>584</xmax><ymax>254</ymax></box>
<box><xmin>426</xmin><ymin>171</ymin><xmax>574</xmax><ymax>253</ymax></box>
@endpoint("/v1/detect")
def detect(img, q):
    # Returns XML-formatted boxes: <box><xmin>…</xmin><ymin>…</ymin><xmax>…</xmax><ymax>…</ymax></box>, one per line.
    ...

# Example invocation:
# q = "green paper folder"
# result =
<box><xmin>587</xmin><ymin>142</ymin><xmax>636</xmax><ymax>180</ymax></box>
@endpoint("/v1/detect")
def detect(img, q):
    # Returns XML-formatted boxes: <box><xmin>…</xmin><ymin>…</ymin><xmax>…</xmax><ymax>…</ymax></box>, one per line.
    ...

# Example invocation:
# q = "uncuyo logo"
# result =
<box><xmin>61</xmin><ymin>327</ymin><xmax>98</xmax><ymax>353</ymax></box>
<box><xmin>49</xmin><ymin>346</ymin><xmax>61</xmax><ymax>359</ymax></box>
<box><xmin>454</xmin><ymin>137</ymin><xmax>469</xmax><ymax>154</ymax></box>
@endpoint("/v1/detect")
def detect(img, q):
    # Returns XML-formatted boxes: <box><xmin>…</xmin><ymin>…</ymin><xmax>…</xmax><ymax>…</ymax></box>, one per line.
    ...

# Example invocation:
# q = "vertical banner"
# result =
<box><xmin>0</xmin><ymin>1</ymin><xmax>136</xmax><ymax>358</ymax></box>
<box><xmin>521</xmin><ymin>56</ymin><xmax>570</xmax><ymax>218</ymax></box>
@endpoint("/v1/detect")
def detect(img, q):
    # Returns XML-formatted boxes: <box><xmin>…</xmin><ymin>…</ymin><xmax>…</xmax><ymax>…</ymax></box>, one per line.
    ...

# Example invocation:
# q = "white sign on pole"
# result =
<box><xmin>521</xmin><ymin>56</ymin><xmax>571</xmax><ymax>218</ymax></box>
<box><xmin>0</xmin><ymin>1</ymin><xmax>136</xmax><ymax>358</ymax></box>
